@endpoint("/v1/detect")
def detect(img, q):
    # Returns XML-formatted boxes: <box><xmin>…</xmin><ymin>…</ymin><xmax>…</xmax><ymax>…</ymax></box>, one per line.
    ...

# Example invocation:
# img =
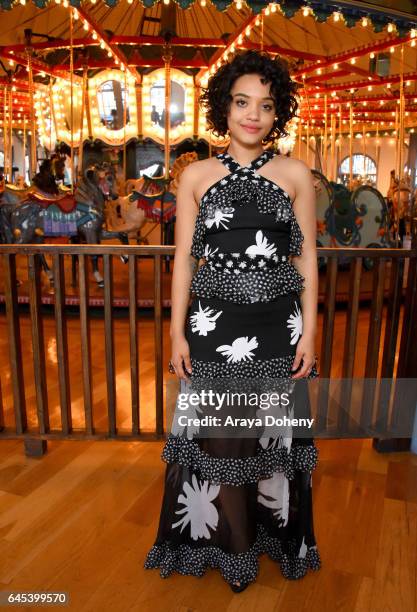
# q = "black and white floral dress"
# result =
<box><xmin>144</xmin><ymin>148</ymin><xmax>321</xmax><ymax>585</ymax></box>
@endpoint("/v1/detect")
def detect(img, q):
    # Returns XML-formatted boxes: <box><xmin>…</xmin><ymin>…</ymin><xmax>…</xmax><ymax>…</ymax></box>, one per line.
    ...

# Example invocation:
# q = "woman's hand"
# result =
<box><xmin>170</xmin><ymin>334</ymin><xmax>192</xmax><ymax>380</ymax></box>
<box><xmin>291</xmin><ymin>334</ymin><xmax>317</xmax><ymax>379</ymax></box>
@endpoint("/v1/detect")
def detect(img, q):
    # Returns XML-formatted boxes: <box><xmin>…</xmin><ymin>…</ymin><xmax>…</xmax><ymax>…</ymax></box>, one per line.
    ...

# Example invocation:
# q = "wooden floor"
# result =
<box><xmin>0</xmin><ymin>438</ymin><xmax>416</xmax><ymax>611</ymax></box>
<box><xmin>0</xmin><ymin>297</ymin><xmax>416</xmax><ymax>610</ymax></box>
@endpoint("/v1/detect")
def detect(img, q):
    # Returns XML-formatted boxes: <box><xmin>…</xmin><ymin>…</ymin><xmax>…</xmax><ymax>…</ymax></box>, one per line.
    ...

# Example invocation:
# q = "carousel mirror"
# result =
<box><xmin>150</xmin><ymin>80</ymin><xmax>186</xmax><ymax>128</ymax></box>
<box><xmin>96</xmin><ymin>79</ymin><xmax>130</xmax><ymax>130</ymax></box>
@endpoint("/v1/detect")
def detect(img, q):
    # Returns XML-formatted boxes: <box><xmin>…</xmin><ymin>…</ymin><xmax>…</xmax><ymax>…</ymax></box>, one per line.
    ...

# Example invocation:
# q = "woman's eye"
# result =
<box><xmin>236</xmin><ymin>99</ymin><xmax>246</xmax><ymax>106</ymax></box>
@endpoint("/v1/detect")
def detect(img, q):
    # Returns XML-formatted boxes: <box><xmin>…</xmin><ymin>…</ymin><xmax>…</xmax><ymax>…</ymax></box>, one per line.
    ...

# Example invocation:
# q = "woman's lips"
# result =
<box><xmin>241</xmin><ymin>125</ymin><xmax>261</xmax><ymax>133</ymax></box>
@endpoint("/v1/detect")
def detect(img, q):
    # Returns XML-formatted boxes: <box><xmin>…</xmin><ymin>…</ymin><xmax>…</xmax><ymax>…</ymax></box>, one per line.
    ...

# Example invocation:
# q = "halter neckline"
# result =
<box><xmin>216</xmin><ymin>148</ymin><xmax>275</xmax><ymax>173</ymax></box>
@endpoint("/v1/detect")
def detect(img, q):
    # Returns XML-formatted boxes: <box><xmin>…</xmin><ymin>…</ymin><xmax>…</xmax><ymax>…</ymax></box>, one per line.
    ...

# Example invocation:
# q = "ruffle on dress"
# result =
<box><xmin>190</xmin><ymin>172</ymin><xmax>304</xmax><ymax>261</ymax></box>
<box><xmin>190</xmin><ymin>262</ymin><xmax>306</xmax><ymax>303</ymax></box>
<box><xmin>161</xmin><ymin>435</ymin><xmax>319</xmax><ymax>485</ymax></box>
<box><xmin>144</xmin><ymin>523</ymin><xmax>321</xmax><ymax>584</ymax></box>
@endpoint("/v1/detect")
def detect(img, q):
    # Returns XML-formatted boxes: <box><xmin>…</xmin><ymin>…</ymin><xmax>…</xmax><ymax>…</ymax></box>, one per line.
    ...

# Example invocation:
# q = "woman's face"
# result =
<box><xmin>226</xmin><ymin>73</ymin><xmax>276</xmax><ymax>144</ymax></box>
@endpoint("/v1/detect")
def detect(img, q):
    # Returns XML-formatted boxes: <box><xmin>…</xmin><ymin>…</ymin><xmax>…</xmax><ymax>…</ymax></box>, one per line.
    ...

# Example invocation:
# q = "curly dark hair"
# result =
<box><xmin>199</xmin><ymin>49</ymin><xmax>299</xmax><ymax>144</ymax></box>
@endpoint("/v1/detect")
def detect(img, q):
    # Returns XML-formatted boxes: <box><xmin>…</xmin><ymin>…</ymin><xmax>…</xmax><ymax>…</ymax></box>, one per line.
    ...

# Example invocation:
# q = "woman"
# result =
<box><xmin>145</xmin><ymin>49</ymin><xmax>321</xmax><ymax>593</ymax></box>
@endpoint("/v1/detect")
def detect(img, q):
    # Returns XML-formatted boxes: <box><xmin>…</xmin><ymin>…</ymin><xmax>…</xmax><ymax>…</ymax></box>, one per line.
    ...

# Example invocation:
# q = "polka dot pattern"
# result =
<box><xmin>190</xmin><ymin>262</ymin><xmax>306</xmax><ymax>304</ymax></box>
<box><xmin>144</xmin><ymin>523</ymin><xmax>321</xmax><ymax>585</ymax></box>
<box><xmin>161</xmin><ymin>435</ymin><xmax>319</xmax><ymax>485</ymax></box>
<box><xmin>190</xmin><ymin>354</ymin><xmax>319</xmax><ymax>380</ymax></box>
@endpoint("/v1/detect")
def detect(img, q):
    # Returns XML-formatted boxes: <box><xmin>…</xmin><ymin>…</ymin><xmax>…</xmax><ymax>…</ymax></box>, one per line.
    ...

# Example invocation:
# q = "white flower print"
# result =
<box><xmin>257</xmin><ymin>471</ymin><xmax>290</xmax><ymax>527</ymax></box>
<box><xmin>172</xmin><ymin>474</ymin><xmax>220</xmax><ymax>540</ymax></box>
<box><xmin>205</xmin><ymin>208</ymin><xmax>234</xmax><ymax>230</ymax></box>
<box><xmin>203</xmin><ymin>244</ymin><xmax>219</xmax><ymax>259</ymax></box>
<box><xmin>190</xmin><ymin>301</ymin><xmax>223</xmax><ymax>336</ymax></box>
<box><xmin>216</xmin><ymin>336</ymin><xmax>258</xmax><ymax>363</ymax></box>
<box><xmin>287</xmin><ymin>302</ymin><xmax>303</xmax><ymax>345</ymax></box>
<box><xmin>245</xmin><ymin>230</ymin><xmax>277</xmax><ymax>258</ymax></box>
<box><xmin>171</xmin><ymin>396</ymin><xmax>203</xmax><ymax>440</ymax></box>
<box><xmin>298</xmin><ymin>536</ymin><xmax>307</xmax><ymax>559</ymax></box>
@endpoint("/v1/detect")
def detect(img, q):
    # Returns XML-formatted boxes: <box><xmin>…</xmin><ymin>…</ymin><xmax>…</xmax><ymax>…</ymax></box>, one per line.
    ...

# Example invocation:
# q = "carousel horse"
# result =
<box><xmin>387</xmin><ymin>170</ymin><xmax>411</xmax><ymax>241</ymax></box>
<box><xmin>4</xmin><ymin>162</ymin><xmax>129</xmax><ymax>288</ymax></box>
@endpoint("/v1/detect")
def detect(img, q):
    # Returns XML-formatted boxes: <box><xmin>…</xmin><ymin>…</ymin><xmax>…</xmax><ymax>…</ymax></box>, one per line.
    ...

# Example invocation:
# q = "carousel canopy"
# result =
<box><xmin>1</xmin><ymin>0</ymin><xmax>417</xmax><ymax>141</ymax></box>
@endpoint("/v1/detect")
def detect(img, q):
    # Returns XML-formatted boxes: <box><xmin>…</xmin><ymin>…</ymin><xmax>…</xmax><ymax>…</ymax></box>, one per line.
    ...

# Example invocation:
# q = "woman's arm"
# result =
<box><xmin>169</xmin><ymin>163</ymin><xmax>200</xmax><ymax>380</ymax></box>
<box><xmin>287</xmin><ymin>160</ymin><xmax>318</xmax><ymax>379</ymax></box>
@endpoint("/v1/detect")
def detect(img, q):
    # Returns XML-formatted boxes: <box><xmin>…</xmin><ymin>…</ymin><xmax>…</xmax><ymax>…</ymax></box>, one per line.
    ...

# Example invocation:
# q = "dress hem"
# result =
<box><xmin>144</xmin><ymin>523</ymin><xmax>321</xmax><ymax>584</ymax></box>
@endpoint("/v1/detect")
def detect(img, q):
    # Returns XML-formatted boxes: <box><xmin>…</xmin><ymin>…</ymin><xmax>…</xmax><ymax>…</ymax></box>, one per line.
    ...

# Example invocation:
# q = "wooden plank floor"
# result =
<box><xmin>0</xmin><ymin>438</ymin><xmax>416</xmax><ymax>611</ymax></box>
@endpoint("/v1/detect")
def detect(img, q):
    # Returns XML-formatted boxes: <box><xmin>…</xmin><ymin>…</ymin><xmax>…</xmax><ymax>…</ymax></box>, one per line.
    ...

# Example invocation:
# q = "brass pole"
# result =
<box><xmin>123</xmin><ymin>69</ymin><xmax>127</xmax><ymax>183</ymax></box>
<box><xmin>323</xmin><ymin>94</ymin><xmax>328</xmax><ymax>175</ymax></box>
<box><xmin>3</xmin><ymin>85</ymin><xmax>8</xmax><ymax>180</ymax></box>
<box><xmin>23</xmin><ymin>116</ymin><xmax>26</xmax><ymax>184</ymax></box>
<box><xmin>330</xmin><ymin>113</ymin><xmax>336</xmax><ymax>181</ymax></box>
<box><xmin>9</xmin><ymin>86</ymin><xmax>13</xmax><ymax>181</ymax></box>
<box><xmin>77</xmin><ymin>66</ymin><xmax>87</xmax><ymax>178</ymax></box>
<box><xmin>162</xmin><ymin>43</ymin><xmax>173</xmax><ymax>245</ymax></box>
<box><xmin>69</xmin><ymin>9</ymin><xmax>74</xmax><ymax>190</ymax></box>
<box><xmin>26</xmin><ymin>48</ymin><xmax>37</xmax><ymax>178</ymax></box>
<box><xmin>349</xmin><ymin>102</ymin><xmax>353</xmax><ymax>188</ymax></box>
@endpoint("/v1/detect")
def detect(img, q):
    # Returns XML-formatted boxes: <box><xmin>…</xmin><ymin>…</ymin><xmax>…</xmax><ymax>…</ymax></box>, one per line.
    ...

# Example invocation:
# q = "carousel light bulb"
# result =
<box><xmin>163</xmin><ymin>0</ymin><xmax>170</xmax><ymax>5</ymax></box>
<box><xmin>302</xmin><ymin>6</ymin><xmax>310</xmax><ymax>17</ymax></box>
<box><xmin>255</xmin><ymin>17</ymin><xmax>260</xmax><ymax>26</ymax></box>
<box><xmin>264</xmin><ymin>7</ymin><xmax>270</xmax><ymax>16</ymax></box>
<box><xmin>333</xmin><ymin>11</ymin><xmax>341</xmax><ymax>22</ymax></box>
<box><xmin>92</xmin><ymin>32</ymin><xmax>98</xmax><ymax>40</ymax></box>
<box><xmin>411</xmin><ymin>29</ymin><xmax>417</xmax><ymax>38</ymax></box>
<box><xmin>316</xmin><ymin>68</ymin><xmax>322</xmax><ymax>74</ymax></box>
<box><xmin>406</xmin><ymin>80</ymin><xmax>411</xmax><ymax>86</ymax></box>
<box><xmin>237</xmin><ymin>35</ymin><xmax>243</xmax><ymax>44</ymax></box>
<box><xmin>350</xmin><ymin>57</ymin><xmax>356</xmax><ymax>64</ymax></box>
<box><xmin>387</xmin><ymin>83</ymin><xmax>391</xmax><ymax>88</ymax></box>
<box><xmin>270</xmin><ymin>2</ymin><xmax>277</xmax><ymax>12</ymax></box>
<box><xmin>390</xmin><ymin>46</ymin><xmax>395</xmax><ymax>53</ymax></box>
<box><xmin>235</xmin><ymin>0</ymin><xmax>242</xmax><ymax>8</ymax></box>
<box><xmin>333</xmin><ymin>63</ymin><xmax>338</xmax><ymax>69</ymax></box>
<box><xmin>412</xmin><ymin>40</ymin><xmax>416</xmax><ymax>47</ymax></box>
<box><xmin>100</xmin><ymin>40</ymin><xmax>105</xmax><ymax>49</ymax></box>
<box><xmin>245</xmin><ymin>26</ymin><xmax>251</xmax><ymax>36</ymax></box>
<box><xmin>370</xmin><ymin>52</ymin><xmax>375</xmax><ymax>59</ymax></box>
<box><xmin>361</xmin><ymin>17</ymin><xmax>368</xmax><ymax>27</ymax></box>
<box><xmin>368</xmin><ymin>85</ymin><xmax>372</xmax><ymax>91</ymax></box>
<box><xmin>107</xmin><ymin>51</ymin><xmax>112</xmax><ymax>57</ymax></box>
<box><xmin>200</xmin><ymin>0</ymin><xmax>206</xmax><ymax>5</ymax></box>
<box><xmin>380</xmin><ymin>100</ymin><xmax>384</xmax><ymax>104</ymax></box>
<box><xmin>387</xmin><ymin>22</ymin><xmax>394</xmax><ymax>33</ymax></box>
<box><xmin>73</xmin><ymin>9</ymin><xmax>78</xmax><ymax>19</ymax></box>
<box><xmin>63</xmin><ymin>0</ymin><xmax>68</xmax><ymax>7</ymax></box>
<box><xmin>83</xmin><ymin>21</ymin><xmax>89</xmax><ymax>31</ymax></box>
<box><xmin>8</xmin><ymin>59</ymin><xmax>14</xmax><ymax>66</ymax></box>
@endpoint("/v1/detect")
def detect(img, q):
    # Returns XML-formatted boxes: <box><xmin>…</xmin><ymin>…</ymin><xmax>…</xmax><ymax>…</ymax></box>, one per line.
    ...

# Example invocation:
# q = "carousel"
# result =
<box><xmin>0</xmin><ymin>0</ymin><xmax>416</xmax><ymax>305</ymax></box>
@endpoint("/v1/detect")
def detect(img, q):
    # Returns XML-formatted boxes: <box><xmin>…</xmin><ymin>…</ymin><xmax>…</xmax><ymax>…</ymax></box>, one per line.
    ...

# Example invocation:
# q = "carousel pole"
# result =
<box><xmin>123</xmin><ymin>70</ymin><xmax>128</xmax><ymax>183</ymax></box>
<box><xmin>338</xmin><ymin>103</ymin><xmax>342</xmax><ymax>179</ymax></box>
<box><xmin>261</xmin><ymin>12</ymin><xmax>264</xmax><ymax>52</ymax></box>
<box><xmin>3</xmin><ymin>84</ymin><xmax>8</xmax><ymax>181</ymax></box>
<box><xmin>23</xmin><ymin>117</ymin><xmax>26</xmax><ymax>184</ymax></box>
<box><xmin>49</xmin><ymin>78</ymin><xmax>53</xmax><ymax>154</ymax></box>
<box><xmin>77</xmin><ymin>65</ymin><xmax>88</xmax><ymax>178</ymax></box>
<box><xmin>330</xmin><ymin>113</ymin><xmax>336</xmax><ymax>181</ymax></box>
<box><xmin>376</xmin><ymin>122</ymin><xmax>380</xmax><ymax>185</ymax></box>
<box><xmin>362</xmin><ymin>122</ymin><xmax>366</xmax><ymax>178</ymax></box>
<box><xmin>323</xmin><ymin>94</ymin><xmax>328</xmax><ymax>175</ymax></box>
<box><xmin>25</xmin><ymin>33</ymin><xmax>37</xmax><ymax>179</ymax></box>
<box><xmin>349</xmin><ymin>102</ymin><xmax>353</xmax><ymax>188</ymax></box>
<box><xmin>69</xmin><ymin>9</ymin><xmax>75</xmax><ymax>189</ymax></box>
<box><xmin>162</xmin><ymin>42</ymin><xmax>173</xmax><ymax>245</ymax></box>
<box><xmin>394</xmin><ymin>106</ymin><xmax>399</xmax><ymax>180</ymax></box>
<box><xmin>9</xmin><ymin>86</ymin><xmax>13</xmax><ymax>181</ymax></box>
<box><xmin>399</xmin><ymin>44</ymin><xmax>405</xmax><ymax>185</ymax></box>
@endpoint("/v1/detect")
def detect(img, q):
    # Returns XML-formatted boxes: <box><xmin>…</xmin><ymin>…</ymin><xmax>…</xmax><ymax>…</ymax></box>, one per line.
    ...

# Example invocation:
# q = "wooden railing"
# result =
<box><xmin>0</xmin><ymin>244</ymin><xmax>416</xmax><ymax>455</ymax></box>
